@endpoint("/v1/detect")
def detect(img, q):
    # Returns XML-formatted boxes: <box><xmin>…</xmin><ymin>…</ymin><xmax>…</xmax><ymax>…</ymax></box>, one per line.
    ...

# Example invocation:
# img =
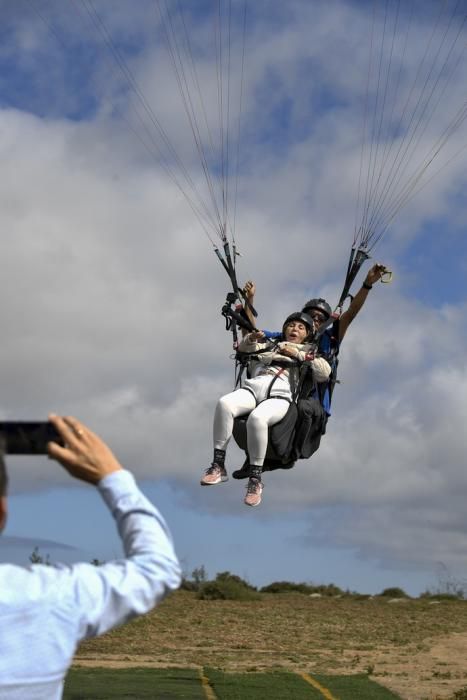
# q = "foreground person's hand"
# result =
<box><xmin>47</xmin><ymin>414</ymin><xmax>123</xmax><ymax>485</ymax></box>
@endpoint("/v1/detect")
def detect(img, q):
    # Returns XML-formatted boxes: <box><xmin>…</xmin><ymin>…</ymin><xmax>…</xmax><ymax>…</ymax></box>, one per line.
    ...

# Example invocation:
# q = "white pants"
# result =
<box><xmin>213</xmin><ymin>388</ymin><xmax>290</xmax><ymax>466</ymax></box>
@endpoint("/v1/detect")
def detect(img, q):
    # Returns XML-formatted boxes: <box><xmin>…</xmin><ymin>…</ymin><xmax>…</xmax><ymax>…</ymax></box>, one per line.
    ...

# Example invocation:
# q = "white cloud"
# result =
<box><xmin>1</xmin><ymin>1</ymin><xmax>467</xmax><ymax>578</ymax></box>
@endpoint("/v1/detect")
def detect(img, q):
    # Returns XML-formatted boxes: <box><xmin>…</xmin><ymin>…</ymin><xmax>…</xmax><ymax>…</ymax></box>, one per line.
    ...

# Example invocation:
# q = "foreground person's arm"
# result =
<box><xmin>47</xmin><ymin>415</ymin><xmax>181</xmax><ymax>640</ymax></box>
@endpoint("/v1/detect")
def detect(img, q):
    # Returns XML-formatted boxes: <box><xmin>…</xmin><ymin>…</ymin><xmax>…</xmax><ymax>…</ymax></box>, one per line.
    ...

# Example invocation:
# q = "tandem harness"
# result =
<box><xmin>232</xmin><ymin>331</ymin><xmax>339</xmax><ymax>469</ymax></box>
<box><xmin>250</xmin><ymin>321</ymin><xmax>341</xmax><ymax>421</ymax></box>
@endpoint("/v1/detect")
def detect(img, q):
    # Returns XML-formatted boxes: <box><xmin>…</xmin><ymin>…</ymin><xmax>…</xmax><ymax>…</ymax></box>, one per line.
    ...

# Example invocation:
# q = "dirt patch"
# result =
<box><xmin>328</xmin><ymin>631</ymin><xmax>467</xmax><ymax>699</ymax></box>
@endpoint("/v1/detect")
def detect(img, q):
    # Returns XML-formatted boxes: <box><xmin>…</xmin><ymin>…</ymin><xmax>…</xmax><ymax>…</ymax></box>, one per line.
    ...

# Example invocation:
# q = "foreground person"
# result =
<box><xmin>200</xmin><ymin>313</ymin><xmax>331</xmax><ymax>507</ymax></box>
<box><xmin>0</xmin><ymin>414</ymin><xmax>181</xmax><ymax>699</ymax></box>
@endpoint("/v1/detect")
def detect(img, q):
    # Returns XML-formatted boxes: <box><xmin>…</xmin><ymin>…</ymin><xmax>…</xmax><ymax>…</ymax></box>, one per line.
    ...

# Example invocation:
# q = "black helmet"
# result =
<box><xmin>302</xmin><ymin>297</ymin><xmax>332</xmax><ymax>320</ymax></box>
<box><xmin>282</xmin><ymin>311</ymin><xmax>314</xmax><ymax>338</ymax></box>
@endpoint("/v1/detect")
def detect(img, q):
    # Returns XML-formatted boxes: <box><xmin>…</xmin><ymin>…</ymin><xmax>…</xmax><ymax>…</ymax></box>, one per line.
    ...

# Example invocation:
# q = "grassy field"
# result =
<box><xmin>64</xmin><ymin>668</ymin><xmax>206</xmax><ymax>699</ymax></box>
<box><xmin>64</xmin><ymin>667</ymin><xmax>402</xmax><ymax>699</ymax></box>
<box><xmin>73</xmin><ymin>590</ymin><xmax>467</xmax><ymax>699</ymax></box>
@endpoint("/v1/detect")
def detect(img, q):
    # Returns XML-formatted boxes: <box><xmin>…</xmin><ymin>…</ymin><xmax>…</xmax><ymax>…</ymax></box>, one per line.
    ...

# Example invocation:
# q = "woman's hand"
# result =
<box><xmin>278</xmin><ymin>342</ymin><xmax>299</xmax><ymax>358</ymax></box>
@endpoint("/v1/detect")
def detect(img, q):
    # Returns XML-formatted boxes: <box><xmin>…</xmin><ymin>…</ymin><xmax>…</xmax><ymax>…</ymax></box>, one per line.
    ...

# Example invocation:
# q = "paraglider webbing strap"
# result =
<box><xmin>217</xmin><ymin>243</ymin><xmax>257</xmax><ymax>319</ymax></box>
<box><xmin>312</xmin><ymin>311</ymin><xmax>341</xmax><ymax>348</ymax></box>
<box><xmin>264</xmin><ymin>356</ymin><xmax>309</xmax><ymax>401</ymax></box>
<box><xmin>337</xmin><ymin>247</ymin><xmax>370</xmax><ymax>309</ymax></box>
<box><xmin>266</xmin><ymin>367</ymin><xmax>287</xmax><ymax>400</ymax></box>
<box><xmin>222</xmin><ymin>297</ymin><xmax>256</xmax><ymax>335</ymax></box>
<box><xmin>295</xmin><ymin>327</ymin><xmax>340</xmax><ymax>411</ymax></box>
<box><xmin>295</xmin><ymin>362</ymin><xmax>317</xmax><ymax>403</ymax></box>
<box><xmin>320</xmin><ymin>327</ymin><xmax>340</xmax><ymax>410</ymax></box>
<box><xmin>234</xmin><ymin>333</ymin><xmax>284</xmax><ymax>361</ymax></box>
<box><xmin>234</xmin><ymin>347</ymin><xmax>276</xmax><ymax>387</ymax></box>
<box><xmin>241</xmin><ymin>294</ymin><xmax>258</xmax><ymax>319</ymax></box>
<box><xmin>235</xmin><ymin>358</ymin><xmax>247</xmax><ymax>389</ymax></box>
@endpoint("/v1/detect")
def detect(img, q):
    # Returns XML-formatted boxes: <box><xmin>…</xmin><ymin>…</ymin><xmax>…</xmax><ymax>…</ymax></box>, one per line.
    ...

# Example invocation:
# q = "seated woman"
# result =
<box><xmin>200</xmin><ymin>312</ymin><xmax>331</xmax><ymax>507</ymax></box>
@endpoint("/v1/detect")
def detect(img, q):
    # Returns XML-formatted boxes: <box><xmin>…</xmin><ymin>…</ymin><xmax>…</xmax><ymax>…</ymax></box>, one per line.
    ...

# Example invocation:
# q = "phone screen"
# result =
<box><xmin>0</xmin><ymin>422</ymin><xmax>63</xmax><ymax>455</ymax></box>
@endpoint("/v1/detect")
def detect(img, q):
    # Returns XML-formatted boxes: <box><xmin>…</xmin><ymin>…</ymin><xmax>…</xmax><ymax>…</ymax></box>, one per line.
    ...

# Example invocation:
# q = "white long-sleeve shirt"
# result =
<box><xmin>0</xmin><ymin>470</ymin><xmax>181</xmax><ymax>699</ymax></box>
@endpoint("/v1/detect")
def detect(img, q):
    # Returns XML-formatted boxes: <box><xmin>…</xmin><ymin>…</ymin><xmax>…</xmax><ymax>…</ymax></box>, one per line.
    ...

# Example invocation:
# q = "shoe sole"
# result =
<box><xmin>200</xmin><ymin>476</ymin><xmax>229</xmax><ymax>486</ymax></box>
<box><xmin>244</xmin><ymin>497</ymin><xmax>262</xmax><ymax>507</ymax></box>
<box><xmin>244</xmin><ymin>486</ymin><xmax>263</xmax><ymax>507</ymax></box>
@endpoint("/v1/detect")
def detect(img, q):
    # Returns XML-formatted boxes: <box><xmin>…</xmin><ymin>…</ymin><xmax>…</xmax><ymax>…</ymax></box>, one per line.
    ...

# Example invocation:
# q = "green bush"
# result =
<box><xmin>180</xmin><ymin>565</ymin><xmax>208</xmax><ymax>592</ymax></box>
<box><xmin>419</xmin><ymin>591</ymin><xmax>462</xmax><ymax>601</ymax></box>
<box><xmin>260</xmin><ymin>581</ymin><xmax>311</xmax><ymax>594</ymax></box>
<box><xmin>349</xmin><ymin>593</ymin><xmax>373</xmax><ymax>600</ymax></box>
<box><xmin>29</xmin><ymin>547</ymin><xmax>51</xmax><ymax>566</ymax></box>
<box><xmin>260</xmin><ymin>581</ymin><xmax>344</xmax><ymax>596</ymax></box>
<box><xmin>198</xmin><ymin>571</ymin><xmax>259</xmax><ymax>601</ymax></box>
<box><xmin>179</xmin><ymin>578</ymin><xmax>198</xmax><ymax>591</ymax></box>
<box><xmin>379</xmin><ymin>587</ymin><xmax>409</xmax><ymax>598</ymax></box>
<box><xmin>311</xmin><ymin>583</ymin><xmax>344</xmax><ymax>597</ymax></box>
<box><xmin>215</xmin><ymin>571</ymin><xmax>257</xmax><ymax>590</ymax></box>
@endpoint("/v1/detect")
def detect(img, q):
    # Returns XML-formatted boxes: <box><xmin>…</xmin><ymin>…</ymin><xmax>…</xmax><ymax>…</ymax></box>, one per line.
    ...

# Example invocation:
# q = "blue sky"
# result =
<box><xmin>1</xmin><ymin>0</ymin><xmax>467</xmax><ymax>598</ymax></box>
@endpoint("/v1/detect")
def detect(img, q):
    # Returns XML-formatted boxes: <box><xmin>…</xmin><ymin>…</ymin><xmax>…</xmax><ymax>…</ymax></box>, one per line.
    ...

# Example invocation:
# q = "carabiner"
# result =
<box><xmin>380</xmin><ymin>269</ymin><xmax>393</xmax><ymax>284</ymax></box>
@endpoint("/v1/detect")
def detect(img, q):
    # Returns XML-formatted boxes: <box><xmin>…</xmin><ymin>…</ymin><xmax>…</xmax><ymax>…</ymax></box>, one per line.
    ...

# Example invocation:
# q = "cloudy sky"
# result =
<box><xmin>1</xmin><ymin>0</ymin><xmax>467</xmax><ymax>596</ymax></box>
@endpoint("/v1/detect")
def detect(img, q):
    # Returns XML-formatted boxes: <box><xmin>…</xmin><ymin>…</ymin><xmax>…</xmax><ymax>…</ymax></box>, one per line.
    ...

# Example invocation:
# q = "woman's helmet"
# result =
<box><xmin>282</xmin><ymin>311</ymin><xmax>314</xmax><ymax>338</ymax></box>
<box><xmin>302</xmin><ymin>298</ymin><xmax>332</xmax><ymax>320</ymax></box>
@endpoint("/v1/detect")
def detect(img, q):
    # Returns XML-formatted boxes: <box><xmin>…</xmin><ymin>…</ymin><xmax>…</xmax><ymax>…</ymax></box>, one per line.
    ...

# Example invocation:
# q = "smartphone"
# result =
<box><xmin>0</xmin><ymin>421</ymin><xmax>63</xmax><ymax>455</ymax></box>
